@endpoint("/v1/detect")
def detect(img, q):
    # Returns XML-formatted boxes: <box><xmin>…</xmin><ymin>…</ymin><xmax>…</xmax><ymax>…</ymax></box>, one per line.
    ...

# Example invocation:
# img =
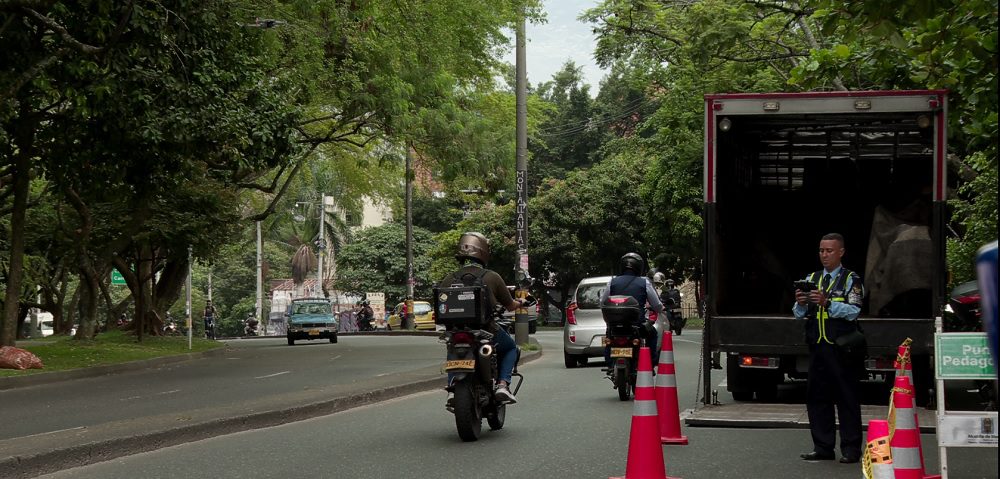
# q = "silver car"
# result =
<box><xmin>562</xmin><ymin>275</ymin><xmax>666</xmax><ymax>368</ymax></box>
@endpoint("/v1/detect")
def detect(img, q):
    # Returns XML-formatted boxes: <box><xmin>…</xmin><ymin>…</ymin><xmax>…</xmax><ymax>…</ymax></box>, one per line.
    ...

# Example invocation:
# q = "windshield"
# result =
<box><xmin>575</xmin><ymin>283</ymin><xmax>606</xmax><ymax>310</ymax></box>
<box><xmin>292</xmin><ymin>303</ymin><xmax>331</xmax><ymax>315</ymax></box>
<box><xmin>413</xmin><ymin>303</ymin><xmax>432</xmax><ymax>315</ymax></box>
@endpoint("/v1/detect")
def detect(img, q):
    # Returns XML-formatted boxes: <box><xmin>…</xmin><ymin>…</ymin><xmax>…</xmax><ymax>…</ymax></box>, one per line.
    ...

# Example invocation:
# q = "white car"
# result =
<box><xmin>562</xmin><ymin>275</ymin><xmax>666</xmax><ymax>368</ymax></box>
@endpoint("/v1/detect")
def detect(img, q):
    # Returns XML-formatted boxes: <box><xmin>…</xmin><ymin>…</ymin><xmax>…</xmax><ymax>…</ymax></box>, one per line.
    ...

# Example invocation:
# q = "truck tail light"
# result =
<box><xmin>740</xmin><ymin>355</ymin><xmax>779</xmax><ymax>369</ymax></box>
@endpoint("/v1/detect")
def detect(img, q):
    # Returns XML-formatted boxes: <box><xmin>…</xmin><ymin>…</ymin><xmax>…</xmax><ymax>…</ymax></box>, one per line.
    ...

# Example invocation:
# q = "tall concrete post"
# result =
<box><xmin>256</xmin><ymin>220</ymin><xmax>263</xmax><ymax>334</ymax></box>
<box><xmin>405</xmin><ymin>146</ymin><xmax>415</xmax><ymax>329</ymax></box>
<box><xmin>318</xmin><ymin>193</ymin><xmax>325</xmax><ymax>297</ymax></box>
<box><xmin>513</xmin><ymin>13</ymin><xmax>530</xmax><ymax>345</ymax></box>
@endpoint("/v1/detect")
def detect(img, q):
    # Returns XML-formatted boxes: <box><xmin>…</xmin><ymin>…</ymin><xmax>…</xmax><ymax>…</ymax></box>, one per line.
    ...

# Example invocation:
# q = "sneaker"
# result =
<box><xmin>495</xmin><ymin>385</ymin><xmax>517</xmax><ymax>404</ymax></box>
<box><xmin>445</xmin><ymin>392</ymin><xmax>455</xmax><ymax>413</ymax></box>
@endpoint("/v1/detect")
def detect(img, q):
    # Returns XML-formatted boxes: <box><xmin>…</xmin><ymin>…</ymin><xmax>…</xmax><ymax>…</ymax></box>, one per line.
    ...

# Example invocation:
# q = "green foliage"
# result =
<box><xmin>947</xmin><ymin>151</ymin><xmax>999</xmax><ymax>283</ymax></box>
<box><xmin>429</xmin><ymin>203</ymin><xmax>518</xmax><ymax>285</ymax></box>
<box><xmin>335</xmin><ymin>223</ymin><xmax>436</xmax><ymax>304</ymax></box>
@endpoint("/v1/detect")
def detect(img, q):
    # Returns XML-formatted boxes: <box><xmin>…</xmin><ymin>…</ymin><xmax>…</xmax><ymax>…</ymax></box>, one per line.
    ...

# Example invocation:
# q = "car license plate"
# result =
<box><xmin>308</xmin><ymin>329</ymin><xmax>320</xmax><ymax>336</ymax></box>
<box><xmin>610</xmin><ymin>347</ymin><xmax>632</xmax><ymax>358</ymax></box>
<box><xmin>444</xmin><ymin>359</ymin><xmax>476</xmax><ymax>370</ymax></box>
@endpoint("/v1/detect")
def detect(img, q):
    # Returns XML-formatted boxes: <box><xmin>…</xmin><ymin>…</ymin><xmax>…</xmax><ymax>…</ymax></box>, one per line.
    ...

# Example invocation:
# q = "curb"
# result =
<box><xmin>0</xmin><ymin>347</ymin><xmax>541</xmax><ymax>478</ymax></box>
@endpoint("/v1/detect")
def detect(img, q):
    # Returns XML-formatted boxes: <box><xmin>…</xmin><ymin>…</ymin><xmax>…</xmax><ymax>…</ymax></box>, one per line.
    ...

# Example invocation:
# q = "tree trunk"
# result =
<box><xmin>0</xmin><ymin>108</ymin><xmax>34</xmax><ymax>346</ymax></box>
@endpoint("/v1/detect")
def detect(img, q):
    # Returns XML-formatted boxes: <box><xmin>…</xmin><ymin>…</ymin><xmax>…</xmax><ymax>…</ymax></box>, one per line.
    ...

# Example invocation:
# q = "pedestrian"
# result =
<box><xmin>203</xmin><ymin>300</ymin><xmax>217</xmax><ymax>340</ymax></box>
<box><xmin>794</xmin><ymin>233</ymin><xmax>865</xmax><ymax>464</ymax></box>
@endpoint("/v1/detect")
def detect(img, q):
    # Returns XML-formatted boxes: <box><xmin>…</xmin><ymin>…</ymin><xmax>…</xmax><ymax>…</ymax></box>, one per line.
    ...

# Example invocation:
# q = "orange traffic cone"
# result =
<box><xmin>893</xmin><ymin>338</ymin><xmax>914</xmax><ymax>386</ymax></box>
<box><xmin>655</xmin><ymin>330</ymin><xmax>688</xmax><ymax>445</ymax></box>
<box><xmin>611</xmin><ymin>347</ymin><xmax>679</xmax><ymax>479</ymax></box>
<box><xmin>888</xmin><ymin>376</ymin><xmax>939</xmax><ymax>479</ymax></box>
<box><xmin>862</xmin><ymin>419</ymin><xmax>894</xmax><ymax>479</ymax></box>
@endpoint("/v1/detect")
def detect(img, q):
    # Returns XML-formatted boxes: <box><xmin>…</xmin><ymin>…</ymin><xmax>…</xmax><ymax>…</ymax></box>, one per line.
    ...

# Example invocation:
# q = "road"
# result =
<box><xmin>35</xmin><ymin>331</ymin><xmax>997</xmax><ymax>479</ymax></box>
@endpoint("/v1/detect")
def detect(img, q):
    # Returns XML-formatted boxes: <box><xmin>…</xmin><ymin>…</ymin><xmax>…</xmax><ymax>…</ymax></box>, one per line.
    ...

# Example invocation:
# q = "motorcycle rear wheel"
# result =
<box><xmin>453</xmin><ymin>381</ymin><xmax>482</xmax><ymax>441</ymax></box>
<box><xmin>615</xmin><ymin>367</ymin><xmax>631</xmax><ymax>401</ymax></box>
<box><xmin>486</xmin><ymin>403</ymin><xmax>506</xmax><ymax>431</ymax></box>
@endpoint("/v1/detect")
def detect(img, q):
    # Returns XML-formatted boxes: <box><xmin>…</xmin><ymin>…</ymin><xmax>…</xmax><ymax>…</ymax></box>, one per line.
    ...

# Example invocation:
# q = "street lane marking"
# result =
<box><xmin>120</xmin><ymin>389</ymin><xmax>181</xmax><ymax>401</ymax></box>
<box><xmin>21</xmin><ymin>426</ymin><xmax>86</xmax><ymax>439</ymax></box>
<box><xmin>255</xmin><ymin>371</ymin><xmax>291</xmax><ymax>379</ymax></box>
<box><xmin>331</xmin><ymin>355</ymin><xmax>342</xmax><ymax>360</ymax></box>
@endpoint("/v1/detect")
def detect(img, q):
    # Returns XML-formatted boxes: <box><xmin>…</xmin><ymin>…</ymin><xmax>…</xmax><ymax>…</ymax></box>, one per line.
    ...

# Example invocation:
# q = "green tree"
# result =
<box><xmin>335</xmin><ymin>223</ymin><xmax>435</xmax><ymax>305</ymax></box>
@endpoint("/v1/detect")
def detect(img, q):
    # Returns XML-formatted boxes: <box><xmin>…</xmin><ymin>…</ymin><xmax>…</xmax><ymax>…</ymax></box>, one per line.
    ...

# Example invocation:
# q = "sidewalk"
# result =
<box><xmin>0</xmin><ymin>334</ymin><xmax>540</xmax><ymax>479</ymax></box>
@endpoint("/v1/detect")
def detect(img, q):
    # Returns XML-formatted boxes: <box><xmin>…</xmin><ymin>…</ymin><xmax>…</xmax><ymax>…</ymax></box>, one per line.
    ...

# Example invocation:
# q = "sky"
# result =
<box><xmin>502</xmin><ymin>0</ymin><xmax>606</xmax><ymax>94</ymax></box>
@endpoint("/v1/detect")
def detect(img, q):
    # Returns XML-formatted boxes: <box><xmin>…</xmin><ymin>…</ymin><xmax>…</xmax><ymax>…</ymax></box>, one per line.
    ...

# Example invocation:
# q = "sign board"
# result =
<box><xmin>935</xmin><ymin>332</ymin><xmax>996</xmax><ymax>379</ymax></box>
<box><xmin>366</xmin><ymin>292</ymin><xmax>386</xmax><ymax>322</ymax></box>
<box><xmin>111</xmin><ymin>268</ymin><xmax>126</xmax><ymax>285</ymax></box>
<box><xmin>938</xmin><ymin>411</ymin><xmax>998</xmax><ymax>447</ymax></box>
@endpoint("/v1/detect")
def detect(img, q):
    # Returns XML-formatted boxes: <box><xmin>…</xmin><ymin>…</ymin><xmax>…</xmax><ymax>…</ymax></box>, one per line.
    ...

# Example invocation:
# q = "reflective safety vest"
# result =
<box><xmin>804</xmin><ymin>268</ymin><xmax>858</xmax><ymax>345</ymax></box>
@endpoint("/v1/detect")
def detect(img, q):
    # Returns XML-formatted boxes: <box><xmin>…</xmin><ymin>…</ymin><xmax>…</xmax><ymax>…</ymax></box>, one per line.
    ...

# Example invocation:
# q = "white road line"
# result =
<box><xmin>21</xmin><ymin>426</ymin><xmax>86</xmax><ymax>439</ymax></box>
<box><xmin>154</xmin><ymin>389</ymin><xmax>180</xmax><ymax>396</ymax></box>
<box><xmin>120</xmin><ymin>389</ymin><xmax>182</xmax><ymax>401</ymax></box>
<box><xmin>254</xmin><ymin>371</ymin><xmax>291</xmax><ymax>379</ymax></box>
<box><xmin>331</xmin><ymin>355</ymin><xmax>342</xmax><ymax>360</ymax></box>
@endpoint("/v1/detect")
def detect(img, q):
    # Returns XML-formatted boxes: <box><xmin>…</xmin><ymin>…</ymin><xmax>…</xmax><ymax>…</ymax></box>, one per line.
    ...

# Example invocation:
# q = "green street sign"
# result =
<box><xmin>111</xmin><ymin>269</ymin><xmax>126</xmax><ymax>285</ymax></box>
<box><xmin>935</xmin><ymin>332</ymin><xmax>996</xmax><ymax>379</ymax></box>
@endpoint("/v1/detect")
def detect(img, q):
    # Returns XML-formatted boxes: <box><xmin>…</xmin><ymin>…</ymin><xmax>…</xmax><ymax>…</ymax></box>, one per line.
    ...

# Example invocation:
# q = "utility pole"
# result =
<box><xmin>513</xmin><ymin>12</ymin><xmax>530</xmax><ymax>345</ymax></box>
<box><xmin>405</xmin><ymin>145</ymin><xmax>415</xmax><ymax>330</ymax></box>
<box><xmin>186</xmin><ymin>246</ymin><xmax>192</xmax><ymax>350</ymax></box>
<box><xmin>317</xmin><ymin>193</ymin><xmax>325</xmax><ymax>297</ymax></box>
<box><xmin>256</xmin><ymin>221</ymin><xmax>263</xmax><ymax>334</ymax></box>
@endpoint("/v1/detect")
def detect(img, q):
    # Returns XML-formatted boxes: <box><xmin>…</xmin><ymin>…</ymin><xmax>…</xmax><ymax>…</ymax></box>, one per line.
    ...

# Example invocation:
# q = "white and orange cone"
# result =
<box><xmin>888</xmin><ymin>376</ymin><xmax>939</xmax><ymax>479</ymax></box>
<box><xmin>610</xmin><ymin>347</ymin><xmax>679</xmax><ymax>479</ymax></box>
<box><xmin>655</xmin><ymin>331</ymin><xmax>688</xmax><ymax>445</ymax></box>
<box><xmin>862</xmin><ymin>419</ymin><xmax>894</xmax><ymax>479</ymax></box>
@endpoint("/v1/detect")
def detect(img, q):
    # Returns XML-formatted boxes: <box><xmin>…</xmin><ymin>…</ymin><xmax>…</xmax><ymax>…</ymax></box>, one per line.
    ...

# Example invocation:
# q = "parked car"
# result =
<box><xmin>388</xmin><ymin>301</ymin><xmax>436</xmax><ymax>330</ymax></box>
<box><xmin>285</xmin><ymin>298</ymin><xmax>338</xmax><ymax>345</ymax></box>
<box><xmin>562</xmin><ymin>275</ymin><xmax>665</xmax><ymax>368</ymax></box>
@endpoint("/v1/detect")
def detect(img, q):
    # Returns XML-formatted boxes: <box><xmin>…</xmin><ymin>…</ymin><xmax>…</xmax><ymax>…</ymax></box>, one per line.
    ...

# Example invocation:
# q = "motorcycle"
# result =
<box><xmin>944</xmin><ymin>280</ymin><xmax>995</xmax><ymax>409</ymax></box>
<box><xmin>244</xmin><ymin>317</ymin><xmax>259</xmax><ymax>336</ymax></box>
<box><xmin>440</xmin><ymin>297</ymin><xmax>535</xmax><ymax>442</ymax></box>
<box><xmin>601</xmin><ymin>295</ymin><xmax>649</xmax><ymax>401</ymax></box>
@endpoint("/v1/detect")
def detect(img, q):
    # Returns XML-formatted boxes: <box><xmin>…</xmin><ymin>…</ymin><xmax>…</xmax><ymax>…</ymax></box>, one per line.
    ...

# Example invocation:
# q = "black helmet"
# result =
<box><xmin>665</xmin><ymin>278</ymin><xmax>675</xmax><ymax>287</ymax></box>
<box><xmin>619</xmin><ymin>252</ymin><xmax>645</xmax><ymax>275</ymax></box>
<box><xmin>456</xmin><ymin>232</ymin><xmax>490</xmax><ymax>265</ymax></box>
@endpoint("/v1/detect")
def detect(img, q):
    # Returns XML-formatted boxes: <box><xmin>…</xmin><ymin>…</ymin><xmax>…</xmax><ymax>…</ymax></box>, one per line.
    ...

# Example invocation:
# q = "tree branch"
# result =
<box><xmin>1</xmin><ymin>47</ymin><xmax>69</xmax><ymax>100</ymax></box>
<box><xmin>22</xmin><ymin>7</ymin><xmax>104</xmax><ymax>54</ymax></box>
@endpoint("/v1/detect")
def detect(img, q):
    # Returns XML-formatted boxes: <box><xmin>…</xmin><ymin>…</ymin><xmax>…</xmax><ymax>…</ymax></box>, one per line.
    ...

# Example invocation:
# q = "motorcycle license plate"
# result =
<box><xmin>610</xmin><ymin>347</ymin><xmax>632</xmax><ymax>358</ymax></box>
<box><xmin>308</xmin><ymin>329</ymin><xmax>320</xmax><ymax>336</ymax></box>
<box><xmin>445</xmin><ymin>359</ymin><xmax>476</xmax><ymax>370</ymax></box>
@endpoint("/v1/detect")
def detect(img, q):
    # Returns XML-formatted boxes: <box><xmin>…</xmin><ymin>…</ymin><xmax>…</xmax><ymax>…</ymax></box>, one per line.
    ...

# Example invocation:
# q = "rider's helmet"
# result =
<box><xmin>456</xmin><ymin>232</ymin><xmax>490</xmax><ymax>265</ymax></box>
<box><xmin>665</xmin><ymin>278</ymin><xmax>675</xmax><ymax>288</ymax></box>
<box><xmin>652</xmin><ymin>272</ymin><xmax>666</xmax><ymax>288</ymax></box>
<box><xmin>619</xmin><ymin>252</ymin><xmax>645</xmax><ymax>275</ymax></box>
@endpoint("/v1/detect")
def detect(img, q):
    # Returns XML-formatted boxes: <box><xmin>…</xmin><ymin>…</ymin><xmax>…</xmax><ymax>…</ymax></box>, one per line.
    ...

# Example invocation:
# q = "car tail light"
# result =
<box><xmin>566</xmin><ymin>302</ymin><xmax>578</xmax><ymax>325</ymax></box>
<box><xmin>739</xmin><ymin>355</ymin><xmax>779</xmax><ymax>369</ymax></box>
<box><xmin>569</xmin><ymin>334</ymin><xmax>577</xmax><ymax>343</ymax></box>
<box><xmin>451</xmin><ymin>332</ymin><xmax>473</xmax><ymax>344</ymax></box>
<box><xmin>957</xmin><ymin>294</ymin><xmax>980</xmax><ymax>305</ymax></box>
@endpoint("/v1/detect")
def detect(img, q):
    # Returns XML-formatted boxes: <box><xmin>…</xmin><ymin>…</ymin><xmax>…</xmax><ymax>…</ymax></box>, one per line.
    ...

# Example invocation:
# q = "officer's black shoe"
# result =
<box><xmin>800</xmin><ymin>451</ymin><xmax>835</xmax><ymax>461</ymax></box>
<box><xmin>838</xmin><ymin>455</ymin><xmax>860</xmax><ymax>464</ymax></box>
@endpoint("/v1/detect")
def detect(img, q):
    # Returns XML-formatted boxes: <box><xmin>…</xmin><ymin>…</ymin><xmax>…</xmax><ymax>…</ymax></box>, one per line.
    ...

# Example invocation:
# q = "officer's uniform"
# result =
<box><xmin>793</xmin><ymin>266</ymin><xmax>865</xmax><ymax>461</ymax></box>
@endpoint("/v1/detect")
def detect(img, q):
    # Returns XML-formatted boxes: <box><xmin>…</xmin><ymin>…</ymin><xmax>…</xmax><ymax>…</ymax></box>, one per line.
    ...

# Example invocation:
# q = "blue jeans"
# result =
<box><xmin>447</xmin><ymin>327</ymin><xmax>518</xmax><ymax>385</ymax></box>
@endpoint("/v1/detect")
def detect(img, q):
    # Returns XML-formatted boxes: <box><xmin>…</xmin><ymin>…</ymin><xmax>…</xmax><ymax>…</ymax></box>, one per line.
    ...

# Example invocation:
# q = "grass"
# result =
<box><xmin>0</xmin><ymin>331</ymin><xmax>224</xmax><ymax>377</ymax></box>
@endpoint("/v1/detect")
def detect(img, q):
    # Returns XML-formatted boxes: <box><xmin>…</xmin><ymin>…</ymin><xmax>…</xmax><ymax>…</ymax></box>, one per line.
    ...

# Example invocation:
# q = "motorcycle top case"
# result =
<box><xmin>434</xmin><ymin>284</ymin><xmax>490</xmax><ymax>330</ymax></box>
<box><xmin>601</xmin><ymin>295</ymin><xmax>643</xmax><ymax>334</ymax></box>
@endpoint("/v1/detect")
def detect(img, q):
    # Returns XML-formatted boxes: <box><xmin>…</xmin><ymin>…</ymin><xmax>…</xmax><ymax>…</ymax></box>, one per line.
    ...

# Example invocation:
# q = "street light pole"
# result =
<box><xmin>317</xmin><ymin>193</ymin><xmax>325</xmax><ymax>297</ymax></box>
<box><xmin>405</xmin><ymin>146</ymin><xmax>415</xmax><ymax>330</ymax></box>
<box><xmin>513</xmin><ymin>12</ymin><xmax>530</xmax><ymax>346</ymax></box>
<box><xmin>256</xmin><ymin>220</ymin><xmax>263</xmax><ymax>334</ymax></box>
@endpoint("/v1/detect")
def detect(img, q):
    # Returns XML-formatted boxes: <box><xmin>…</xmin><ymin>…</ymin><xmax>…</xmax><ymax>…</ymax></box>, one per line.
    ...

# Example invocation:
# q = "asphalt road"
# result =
<box><xmin>35</xmin><ymin>331</ymin><xmax>998</xmax><ymax>479</ymax></box>
<box><xmin>2</xmin><ymin>335</ymin><xmax>443</xmax><ymax>440</ymax></box>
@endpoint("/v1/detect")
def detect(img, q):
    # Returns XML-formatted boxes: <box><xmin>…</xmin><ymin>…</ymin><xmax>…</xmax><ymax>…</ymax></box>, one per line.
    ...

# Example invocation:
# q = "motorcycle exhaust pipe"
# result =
<box><xmin>478</xmin><ymin>344</ymin><xmax>493</xmax><ymax>358</ymax></box>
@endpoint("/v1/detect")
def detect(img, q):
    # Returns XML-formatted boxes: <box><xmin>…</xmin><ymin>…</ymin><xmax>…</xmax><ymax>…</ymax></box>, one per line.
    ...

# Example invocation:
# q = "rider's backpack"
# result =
<box><xmin>433</xmin><ymin>268</ymin><xmax>491</xmax><ymax>330</ymax></box>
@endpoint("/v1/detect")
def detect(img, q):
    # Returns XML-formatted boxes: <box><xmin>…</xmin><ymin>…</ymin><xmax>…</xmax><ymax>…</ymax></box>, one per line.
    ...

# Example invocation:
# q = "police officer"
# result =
<box><xmin>600</xmin><ymin>253</ymin><xmax>664</xmax><ymax>371</ymax></box>
<box><xmin>439</xmin><ymin>232</ymin><xmax>527</xmax><ymax>410</ymax></box>
<box><xmin>794</xmin><ymin>233</ymin><xmax>865</xmax><ymax>464</ymax></box>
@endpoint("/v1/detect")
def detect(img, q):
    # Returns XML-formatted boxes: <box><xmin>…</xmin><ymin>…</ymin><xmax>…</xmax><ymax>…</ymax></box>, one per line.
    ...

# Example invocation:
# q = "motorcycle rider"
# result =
<box><xmin>244</xmin><ymin>311</ymin><xmax>259</xmax><ymax>336</ymax></box>
<box><xmin>600</xmin><ymin>253</ymin><xmax>664</xmax><ymax>372</ymax></box>
<box><xmin>439</xmin><ymin>232</ymin><xmax>527</xmax><ymax>410</ymax></box>
<box><xmin>661</xmin><ymin>278</ymin><xmax>684</xmax><ymax>335</ymax></box>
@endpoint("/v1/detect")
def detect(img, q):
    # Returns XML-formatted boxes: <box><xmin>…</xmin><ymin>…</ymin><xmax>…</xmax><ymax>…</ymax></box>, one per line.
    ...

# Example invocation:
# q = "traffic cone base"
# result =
<box><xmin>611</xmin><ymin>347</ymin><xmax>681</xmax><ymax>479</ymax></box>
<box><xmin>655</xmin><ymin>331</ymin><xmax>688</xmax><ymax>445</ymax></box>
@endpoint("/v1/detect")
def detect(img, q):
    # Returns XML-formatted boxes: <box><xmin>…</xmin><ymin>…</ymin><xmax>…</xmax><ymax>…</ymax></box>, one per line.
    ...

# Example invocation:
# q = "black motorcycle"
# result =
<box><xmin>244</xmin><ymin>317</ymin><xmax>259</xmax><ymax>336</ymax></box>
<box><xmin>662</xmin><ymin>290</ymin><xmax>685</xmax><ymax>336</ymax></box>
<box><xmin>602</xmin><ymin>295</ymin><xmax>648</xmax><ymax>401</ymax></box>
<box><xmin>439</xmin><ymin>297</ymin><xmax>535</xmax><ymax>442</ymax></box>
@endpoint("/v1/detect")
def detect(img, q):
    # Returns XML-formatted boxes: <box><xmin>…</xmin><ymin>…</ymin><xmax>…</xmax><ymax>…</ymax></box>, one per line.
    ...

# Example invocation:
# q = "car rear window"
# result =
<box><xmin>576</xmin><ymin>283</ymin><xmax>607</xmax><ymax>310</ymax></box>
<box><xmin>414</xmin><ymin>303</ymin><xmax>432</xmax><ymax>314</ymax></box>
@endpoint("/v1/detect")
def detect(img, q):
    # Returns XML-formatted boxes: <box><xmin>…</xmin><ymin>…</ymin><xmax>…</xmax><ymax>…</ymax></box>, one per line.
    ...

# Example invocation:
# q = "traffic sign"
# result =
<box><xmin>111</xmin><ymin>269</ymin><xmax>126</xmax><ymax>285</ymax></box>
<box><xmin>935</xmin><ymin>332</ymin><xmax>996</xmax><ymax>379</ymax></box>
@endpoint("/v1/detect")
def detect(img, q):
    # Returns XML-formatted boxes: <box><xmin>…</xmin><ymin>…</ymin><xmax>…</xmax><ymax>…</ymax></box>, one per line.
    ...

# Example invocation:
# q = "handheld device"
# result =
<box><xmin>794</xmin><ymin>280</ymin><xmax>817</xmax><ymax>292</ymax></box>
